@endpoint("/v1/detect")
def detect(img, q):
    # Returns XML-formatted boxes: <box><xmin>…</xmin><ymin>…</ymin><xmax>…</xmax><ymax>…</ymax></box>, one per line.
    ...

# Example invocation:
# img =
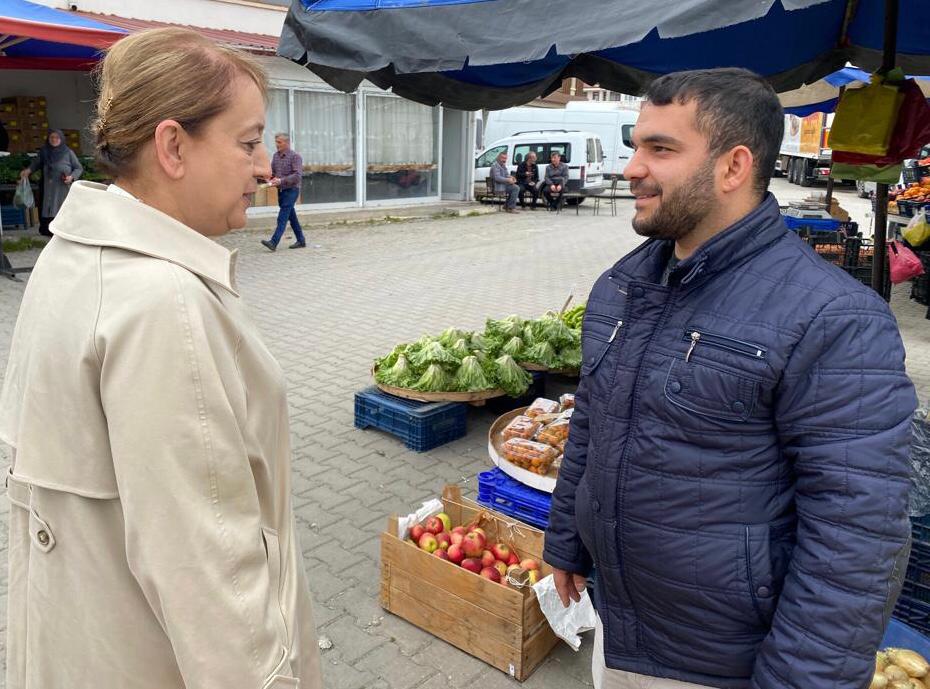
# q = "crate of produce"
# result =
<box><xmin>912</xmin><ymin>274</ymin><xmax>930</xmax><ymax>306</ymax></box>
<box><xmin>477</xmin><ymin>467</ymin><xmax>552</xmax><ymax>529</ymax></box>
<box><xmin>381</xmin><ymin>484</ymin><xmax>559</xmax><ymax>681</ymax></box>
<box><xmin>894</xmin><ymin>515</ymin><xmax>930</xmax><ymax>632</ymax></box>
<box><xmin>354</xmin><ymin>386</ymin><xmax>467</xmax><ymax>452</ymax></box>
<box><xmin>904</xmin><ymin>165</ymin><xmax>930</xmax><ymax>185</ymax></box>
<box><xmin>813</xmin><ymin>241</ymin><xmax>846</xmax><ymax>265</ymax></box>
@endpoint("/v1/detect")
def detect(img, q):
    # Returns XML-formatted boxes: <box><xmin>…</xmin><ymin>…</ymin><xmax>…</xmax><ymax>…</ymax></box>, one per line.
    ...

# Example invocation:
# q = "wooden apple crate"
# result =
<box><xmin>380</xmin><ymin>485</ymin><xmax>559</xmax><ymax>681</ymax></box>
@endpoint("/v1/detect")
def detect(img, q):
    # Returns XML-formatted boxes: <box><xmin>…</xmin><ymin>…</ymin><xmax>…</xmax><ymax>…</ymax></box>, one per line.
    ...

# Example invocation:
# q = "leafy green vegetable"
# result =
<box><xmin>409</xmin><ymin>339</ymin><xmax>458</xmax><ymax>368</ymax></box>
<box><xmin>470</xmin><ymin>332</ymin><xmax>488</xmax><ymax>351</ymax></box>
<box><xmin>493</xmin><ymin>355</ymin><xmax>532</xmax><ymax>397</ymax></box>
<box><xmin>439</xmin><ymin>327</ymin><xmax>471</xmax><ymax>348</ymax></box>
<box><xmin>556</xmin><ymin>346</ymin><xmax>582</xmax><ymax>370</ymax></box>
<box><xmin>523</xmin><ymin>341</ymin><xmax>558</xmax><ymax>368</ymax></box>
<box><xmin>450</xmin><ymin>338</ymin><xmax>471</xmax><ymax>361</ymax></box>
<box><xmin>522</xmin><ymin>324</ymin><xmax>537</xmax><ymax>347</ymax></box>
<box><xmin>453</xmin><ymin>356</ymin><xmax>493</xmax><ymax>391</ymax></box>
<box><xmin>501</xmin><ymin>336</ymin><xmax>524</xmax><ymax>358</ymax></box>
<box><xmin>381</xmin><ymin>354</ymin><xmax>416</xmax><ymax>387</ymax></box>
<box><xmin>485</xmin><ymin>315</ymin><xmax>524</xmax><ymax>341</ymax></box>
<box><xmin>414</xmin><ymin>364</ymin><xmax>453</xmax><ymax>392</ymax></box>
<box><xmin>534</xmin><ymin>314</ymin><xmax>575</xmax><ymax>349</ymax></box>
<box><xmin>375</xmin><ymin>344</ymin><xmax>406</xmax><ymax>372</ymax></box>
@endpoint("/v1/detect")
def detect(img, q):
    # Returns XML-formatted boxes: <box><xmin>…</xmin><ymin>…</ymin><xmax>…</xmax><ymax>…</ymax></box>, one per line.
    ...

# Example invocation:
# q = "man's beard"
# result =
<box><xmin>630</xmin><ymin>161</ymin><xmax>717</xmax><ymax>241</ymax></box>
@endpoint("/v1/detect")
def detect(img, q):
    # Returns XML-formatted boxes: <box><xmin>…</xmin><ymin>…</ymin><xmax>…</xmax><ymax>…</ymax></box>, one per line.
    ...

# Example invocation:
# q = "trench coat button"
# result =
<box><xmin>669</xmin><ymin>381</ymin><xmax>682</xmax><ymax>394</ymax></box>
<box><xmin>632</xmin><ymin>286</ymin><xmax>645</xmax><ymax>298</ymax></box>
<box><xmin>732</xmin><ymin>400</ymin><xmax>746</xmax><ymax>414</ymax></box>
<box><xmin>592</xmin><ymin>499</ymin><xmax>601</xmax><ymax>513</ymax></box>
<box><xmin>756</xmin><ymin>585</ymin><xmax>770</xmax><ymax>597</ymax></box>
<box><xmin>37</xmin><ymin>530</ymin><xmax>50</xmax><ymax>546</ymax></box>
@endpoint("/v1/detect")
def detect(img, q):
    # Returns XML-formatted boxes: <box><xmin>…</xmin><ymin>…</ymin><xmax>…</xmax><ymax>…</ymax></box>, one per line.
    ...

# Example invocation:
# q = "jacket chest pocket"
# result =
<box><xmin>664</xmin><ymin>358</ymin><xmax>760</xmax><ymax>423</ymax></box>
<box><xmin>581</xmin><ymin>314</ymin><xmax>624</xmax><ymax>377</ymax></box>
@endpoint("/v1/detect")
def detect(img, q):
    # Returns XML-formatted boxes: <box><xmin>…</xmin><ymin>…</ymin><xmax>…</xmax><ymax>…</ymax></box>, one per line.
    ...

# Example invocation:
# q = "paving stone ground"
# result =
<box><xmin>0</xmin><ymin>179</ymin><xmax>926</xmax><ymax>688</ymax></box>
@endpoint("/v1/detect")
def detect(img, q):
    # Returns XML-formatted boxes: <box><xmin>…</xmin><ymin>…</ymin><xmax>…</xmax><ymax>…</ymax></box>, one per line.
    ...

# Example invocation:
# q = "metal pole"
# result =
<box><xmin>872</xmin><ymin>0</ymin><xmax>899</xmax><ymax>298</ymax></box>
<box><xmin>824</xmin><ymin>87</ymin><xmax>845</xmax><ymax>209</ymax></box>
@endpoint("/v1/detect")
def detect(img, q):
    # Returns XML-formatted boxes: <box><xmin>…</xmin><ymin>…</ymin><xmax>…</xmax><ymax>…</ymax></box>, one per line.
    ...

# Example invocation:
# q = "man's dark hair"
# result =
<box><xmin>644</xmin><ymin>68</ymin><xmax>784</xmax><ymax>197</ymax></box>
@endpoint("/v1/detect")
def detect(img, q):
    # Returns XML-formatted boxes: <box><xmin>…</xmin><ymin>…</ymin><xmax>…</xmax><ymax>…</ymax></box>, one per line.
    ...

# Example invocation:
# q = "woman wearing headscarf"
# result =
<box><xmin>19</xmin><ymin>129</ymin><xmax>83</xmax><ymax>236</ymax></box>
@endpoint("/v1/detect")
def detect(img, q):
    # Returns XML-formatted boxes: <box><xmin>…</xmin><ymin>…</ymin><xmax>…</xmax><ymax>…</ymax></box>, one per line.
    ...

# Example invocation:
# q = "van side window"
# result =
<box><xmin>596</xmin><ymin>139</ymin><xmax>604</xmax><ymax>161</ymax></box>
<box><xmin>621</xmin><ymin>125</ymin><xmax>635</xmax><ymax>149</ymax></box>
<box><xmin>549</xmin><ymin>143</ymin><xmax>571</xmax><ymax>164</ymax></box>
<box><xmin>586</xmin><ymin>139</ymin><xmax>596</xmax><ymax>164</ymax></box>
<box><xmin>476</xmin><ymin>145</ymin><xmax>507</xmax><ymax>168</ymax></box>
<box><xmin>514</xmin><ymin>144</ymin><xmax>545</xmax><ymax>165</ymax></box>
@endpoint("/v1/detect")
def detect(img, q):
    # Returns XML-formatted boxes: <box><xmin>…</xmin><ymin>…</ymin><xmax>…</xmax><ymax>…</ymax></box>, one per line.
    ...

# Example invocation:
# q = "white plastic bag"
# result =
<box><xmin>13</xmin><ymin>178</ymin><xmax>34</xmax><ymax>209</ymax></box>
<box><xmin>396</xmin><ymin>498</ymin><xmax>444</xmax><ymax>540</ymax></box>
<box><xmin>532</xmin><ymin>574</ymin><xmax>598</xmax><ymax>651</ymax></box>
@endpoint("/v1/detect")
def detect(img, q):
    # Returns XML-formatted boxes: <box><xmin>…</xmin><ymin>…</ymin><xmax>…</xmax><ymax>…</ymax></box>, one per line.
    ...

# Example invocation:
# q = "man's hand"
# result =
<box><xmin>509</xmin><ymin>175</ymin><xmax>517</xmax><ymax>184</ymax></box>
<box><xmin>19</xmin><ymin>169</ymin><xmax>29</xmax><ymax>180</ymax></box>
<box><xmin>63</xmin><ymin>175</ymin><xmax>74</xmax><ymax>185</ymax></box>
<box><xmin>269</xmin><ymin>177</ymin><xmax>281</xmax><ymax>187</ymax></box>
<box><xmin>553</xmin><ymin>567</ymin><xmax>587</xmax><ymax>607</ymax></box>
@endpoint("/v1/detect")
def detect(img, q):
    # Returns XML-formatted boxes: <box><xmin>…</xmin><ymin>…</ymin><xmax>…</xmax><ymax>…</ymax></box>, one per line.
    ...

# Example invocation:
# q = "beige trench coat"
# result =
<box><xmin>0</xmin><ymin>181</ymin><xmax>322</xmax><ymax>689</ymax></box>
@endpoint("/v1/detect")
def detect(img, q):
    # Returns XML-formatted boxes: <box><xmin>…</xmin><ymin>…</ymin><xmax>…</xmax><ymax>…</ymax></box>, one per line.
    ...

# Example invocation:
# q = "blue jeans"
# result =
<box><xmin>270</xmin><ymin>187</ymin><xmax>305</xmax><ymax>246</ymax></box>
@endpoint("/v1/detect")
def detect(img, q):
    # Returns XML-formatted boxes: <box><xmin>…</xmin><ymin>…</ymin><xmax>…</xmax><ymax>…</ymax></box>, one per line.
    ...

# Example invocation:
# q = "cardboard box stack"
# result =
<box><xmin>1</xmin><ymin>96</ymin><xmax>52</xmax><ymax>154</ymax></box>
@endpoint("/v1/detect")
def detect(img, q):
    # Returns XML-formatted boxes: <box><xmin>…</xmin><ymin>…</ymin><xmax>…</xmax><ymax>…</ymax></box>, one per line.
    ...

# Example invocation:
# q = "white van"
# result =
<box><xmin>474</xmin><ymin>131</ymin><xmax>606</xmax><ymax>201</ymax></box>
<box><xmin>485</xmin><ymin>103</ymin><xmax>638</xmax><ymax>178</ymax></box>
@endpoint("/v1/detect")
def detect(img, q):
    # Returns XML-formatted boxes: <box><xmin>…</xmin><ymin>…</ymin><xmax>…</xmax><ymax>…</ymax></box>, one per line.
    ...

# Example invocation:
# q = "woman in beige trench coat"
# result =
<box><xmin>0</xmin><ymin>28</ymin><xmax>321</xmax><ymax>689</ymax></box>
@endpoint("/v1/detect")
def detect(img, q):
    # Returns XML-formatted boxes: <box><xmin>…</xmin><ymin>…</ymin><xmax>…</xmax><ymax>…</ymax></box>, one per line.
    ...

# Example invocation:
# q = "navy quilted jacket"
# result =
<box><xmin>543</xmin><ymin>195</ymin><xmax>916</xmax><ymax>689</ymax></box>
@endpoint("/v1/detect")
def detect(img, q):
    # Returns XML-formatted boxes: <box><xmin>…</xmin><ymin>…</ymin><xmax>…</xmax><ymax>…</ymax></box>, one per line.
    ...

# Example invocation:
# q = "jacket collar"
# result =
<box><xmin>50</xmin><ymin>181</ymin><xmax>239</xmax><ymax>296</ymax></box>
<box><xmin>610</xmin><ymin>193</ymin><xmax>787</xmax><ymax>288</ymax></box>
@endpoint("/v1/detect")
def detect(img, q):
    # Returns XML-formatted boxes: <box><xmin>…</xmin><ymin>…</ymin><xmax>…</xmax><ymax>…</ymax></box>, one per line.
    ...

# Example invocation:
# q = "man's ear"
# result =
<box><xmin>720</xmin><ymin>145</ymin><xmax>754</xmax><ymax>193</ymax></box>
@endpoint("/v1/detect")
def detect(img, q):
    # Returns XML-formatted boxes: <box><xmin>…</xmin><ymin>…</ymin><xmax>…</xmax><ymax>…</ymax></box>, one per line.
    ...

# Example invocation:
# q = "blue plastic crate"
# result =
<box><xmin>894</xmin><ymin>596</ymin><xmax>930</xmax><ymax>636</ymax></box>
<box><xmin>353</xmin><ymin>386</ymin><xmax>467</xmax><ymax>452</ymax></box>
<box><xmin>477</xmin><ymin>467</ymin><xmax>551</xmax><ymax>529</ymax></box>
<box><xmin>782</xmin><ymin>215</ymin><xmax>842</xmax><ymax>232</ymax></box>
<box><xmin>1</xmin><ymin>205</ymin><xmax>27</xmax><ymax>229</ymax></box>
<box><xmin>883</xmin><ymin>618</ymin><xmax>930</xmax><ymax>654</ymax></box>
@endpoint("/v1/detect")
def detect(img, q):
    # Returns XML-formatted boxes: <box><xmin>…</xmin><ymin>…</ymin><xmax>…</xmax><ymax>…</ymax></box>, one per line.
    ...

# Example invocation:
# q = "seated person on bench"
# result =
<box><xmin>543</xmin><ymin>151</ymin><xmax>569</xmax><ymax>210</ymax></box>
<box><xmin>515</xmin><ymin>151</ymin><xmax>541</xmax><ymax>208</ymax></box>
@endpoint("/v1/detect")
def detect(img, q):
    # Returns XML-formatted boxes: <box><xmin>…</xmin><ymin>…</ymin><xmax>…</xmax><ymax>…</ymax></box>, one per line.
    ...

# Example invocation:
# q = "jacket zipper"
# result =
<box><xmin>683</xmin><ymin>328</ymin><xmax>766</xmax><ymax>362</ymax></box>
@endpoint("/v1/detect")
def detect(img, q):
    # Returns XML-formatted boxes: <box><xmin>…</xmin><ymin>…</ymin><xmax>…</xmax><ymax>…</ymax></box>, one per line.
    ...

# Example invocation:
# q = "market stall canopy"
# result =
<box><xmin>0</xmin><ymin>0</ymin><xmax>126</xmax><ymax>70</ymax></box>
<box><xmin>278</xmin><ymin>0</ymin><xmax>930</xmax><ymax>110</ymax></box>
<box><xmin>780</xmin><ymin>66</ymin><xmax>930</xmax><ymax>116</ymax></box>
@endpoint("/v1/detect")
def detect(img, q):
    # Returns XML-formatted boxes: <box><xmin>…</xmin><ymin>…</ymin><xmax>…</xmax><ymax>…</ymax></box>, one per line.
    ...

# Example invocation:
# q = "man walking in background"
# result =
<box><xmin>262</xmin><ymin>132</ymin><xmax>307</xmax><ymax>251</ymax></box>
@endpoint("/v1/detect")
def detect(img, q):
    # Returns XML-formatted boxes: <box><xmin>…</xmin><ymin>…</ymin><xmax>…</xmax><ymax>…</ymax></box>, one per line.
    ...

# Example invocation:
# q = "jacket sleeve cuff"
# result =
<box><xmin>543</xmin><ymin>545</ymin><xmax>593</xmax><ymax>577</ymax></box>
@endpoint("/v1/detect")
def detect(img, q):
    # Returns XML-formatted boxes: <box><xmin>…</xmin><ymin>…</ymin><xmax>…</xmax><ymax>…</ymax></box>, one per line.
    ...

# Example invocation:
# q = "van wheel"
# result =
<box><xmin>799</xmin><ymin>161</ymin><xmax>813</xmax><ymax>187</ymax></box>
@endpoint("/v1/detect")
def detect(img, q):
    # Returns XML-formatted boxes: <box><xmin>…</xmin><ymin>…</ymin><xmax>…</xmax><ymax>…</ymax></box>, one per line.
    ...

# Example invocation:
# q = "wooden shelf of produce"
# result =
<box><xmin>380</xmin><ymin>485</ymin><xmax>559</xmax><ymax>682</ymax></box>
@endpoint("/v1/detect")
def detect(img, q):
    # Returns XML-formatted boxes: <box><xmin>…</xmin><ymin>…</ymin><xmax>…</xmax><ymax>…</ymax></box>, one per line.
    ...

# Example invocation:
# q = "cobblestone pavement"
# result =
<box><xmin>0</xmin><ymin>179</ymin><xmax>926</xmax><ymax>688</ymax></box>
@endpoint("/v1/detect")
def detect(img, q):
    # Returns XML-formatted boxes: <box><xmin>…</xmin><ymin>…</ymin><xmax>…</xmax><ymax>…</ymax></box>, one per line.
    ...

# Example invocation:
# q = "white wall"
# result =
<box><xmin>2</xmin><ymin>70</ymin><xmax>96</xmax><ymax>153</ymax></box>
<box><xmin>30</xmin><ymin>0</ymin><xmax>287</xmax><ymax>36</ymax></box>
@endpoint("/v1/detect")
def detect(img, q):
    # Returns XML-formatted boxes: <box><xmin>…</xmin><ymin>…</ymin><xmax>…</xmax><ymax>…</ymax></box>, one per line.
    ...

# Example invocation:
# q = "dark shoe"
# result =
<box><xmin>261</xmin><ymin>239</ymin><xmax>277</xmax><ymax>252</ymax></box>
<box><xmin>289</xmin><ymin>241</ymin><xmax>307</xmax><ymax>249</ymax></box>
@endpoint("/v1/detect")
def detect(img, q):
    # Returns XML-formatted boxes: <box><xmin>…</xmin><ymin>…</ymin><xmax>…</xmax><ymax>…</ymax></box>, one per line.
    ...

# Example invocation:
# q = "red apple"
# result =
<box><xmin>424</xmin><ymin>516</ymin><xmax>444</xmax><ymax>535</ymax></box>
<box><xmin>418</xmin><ymin>533</ymin><xmax>438</xmax><ymax>553</ymax></box>
<box><xmin>451</xmin><ymin>526</ymin><xmax>467</xmax><ymax>538</ymax></box>
<box><xmin>491</xmin><ymin>543</ymin><xmax>511</xmax><ymax>562</ymax></box>
<box><xmin>507</xmin><ymin>552</ymin><xmax>519</xmax><ymax>566</ymax></box>
<box><xmin>520</xmin><ymin>558</ymin><xmax>540</xmax><ymax>572</ymax></box>
<box><xmin>433</xmin><ymin>548</ymin><xmax>450</xmax><ymax>561</ymax></box>
<box><xmin>447</xmin><ymin>543</ymin><xmax>465</xmax><ymax>564</ymax></box>
<box><xmin>460</xmin><ymin>558</ymin><xmax>482</xmax><ymax>574</ymax></box>
<box><xmin>436</xmin><ymin>512</ymin><xmax>452</xmax><ymax>532</ymax></box>
<box><xmin>480</xmin><ymin>566</ymin><xmax>501</xmax><ymax>583</ymax></box>
<box><xmin>410</xmin><ymin>524</ymin><xmax>426</xmax><ymax>542</ymax></box>
<box><xmin>462</xmin><ymin>531</ymin><xmax>486</xmax><ymax>558</ymax></box>
<box><xmin>450</xmin><ymin>531</ymin><xmax>465</xmax><ymax>546</ymax></box>
<box><xmin>481</xmin><ymin>550</ymin><xmax>496</xmax><ymax>568</ymax></box>
<box><xmin>435</xmin><ymin>532</ymin><xmax>452</xmax><ymax>550</ymax></box>
<box><xmin>493</xmin><ymin>561</ymin><xmax>508</xmax><ymax>577</ymax></box>
<box><xmin>467</xmin><ymin>526</ymin><xmax>487</xmax><ymax>539</ymax></box>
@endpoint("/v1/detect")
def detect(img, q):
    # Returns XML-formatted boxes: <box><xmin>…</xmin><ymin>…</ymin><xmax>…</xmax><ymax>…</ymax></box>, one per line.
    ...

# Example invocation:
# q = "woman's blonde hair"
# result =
<box><xmin>91</xmin><ymin>27</ymin><xmax>268</xmax><ymax>177</ymax></box>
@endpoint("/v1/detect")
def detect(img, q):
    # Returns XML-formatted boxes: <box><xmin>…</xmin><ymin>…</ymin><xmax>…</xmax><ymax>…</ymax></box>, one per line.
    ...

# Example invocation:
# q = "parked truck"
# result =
<box><xmin>776</xmin><ymin>112</ymin><xmax>833</xmax><ymax>187</ymax></box>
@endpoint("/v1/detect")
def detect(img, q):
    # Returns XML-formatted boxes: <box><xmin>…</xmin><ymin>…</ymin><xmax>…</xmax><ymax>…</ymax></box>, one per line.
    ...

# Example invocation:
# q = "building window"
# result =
<box><xmin>365</xmin><ymin>96</ymin><xmax>439</xmax><ymax>201</ymax></box>
<box><xmin>293</xmin><ymin>90</ymin><xmax>357</xmax><ymax>204</ymax></box>
<box><xmin>264</xmin><ymin>88</ymin><xmax>290</xmax><ymax>154</ymax></box>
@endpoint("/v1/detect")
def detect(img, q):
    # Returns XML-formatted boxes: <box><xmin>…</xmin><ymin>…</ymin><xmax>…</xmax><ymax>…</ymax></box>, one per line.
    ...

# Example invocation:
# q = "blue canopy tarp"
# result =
<box><xmin>278</xmin><ymin>0</ymin><xmax>930</xmax><ymax>109</ymax></box>
<box><xmin>0</xmin><ymin>0</ymin><xmax>125</xmax><ymax>70</ymax></box>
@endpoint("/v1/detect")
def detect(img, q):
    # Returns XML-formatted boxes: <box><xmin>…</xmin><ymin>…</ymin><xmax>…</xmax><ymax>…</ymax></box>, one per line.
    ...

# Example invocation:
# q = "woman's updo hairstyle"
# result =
<box><xmin>91</xmin><ymin>27</ymin><xmax>268</xmax><ymax>177</ymax></box>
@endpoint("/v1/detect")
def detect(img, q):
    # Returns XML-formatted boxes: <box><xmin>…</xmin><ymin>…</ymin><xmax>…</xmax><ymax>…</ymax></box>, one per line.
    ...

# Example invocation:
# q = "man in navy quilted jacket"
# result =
<box><xmin>543</xmin><ymin>68</ymin><xmax>917</xmax><ymax>689</ymax></box>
